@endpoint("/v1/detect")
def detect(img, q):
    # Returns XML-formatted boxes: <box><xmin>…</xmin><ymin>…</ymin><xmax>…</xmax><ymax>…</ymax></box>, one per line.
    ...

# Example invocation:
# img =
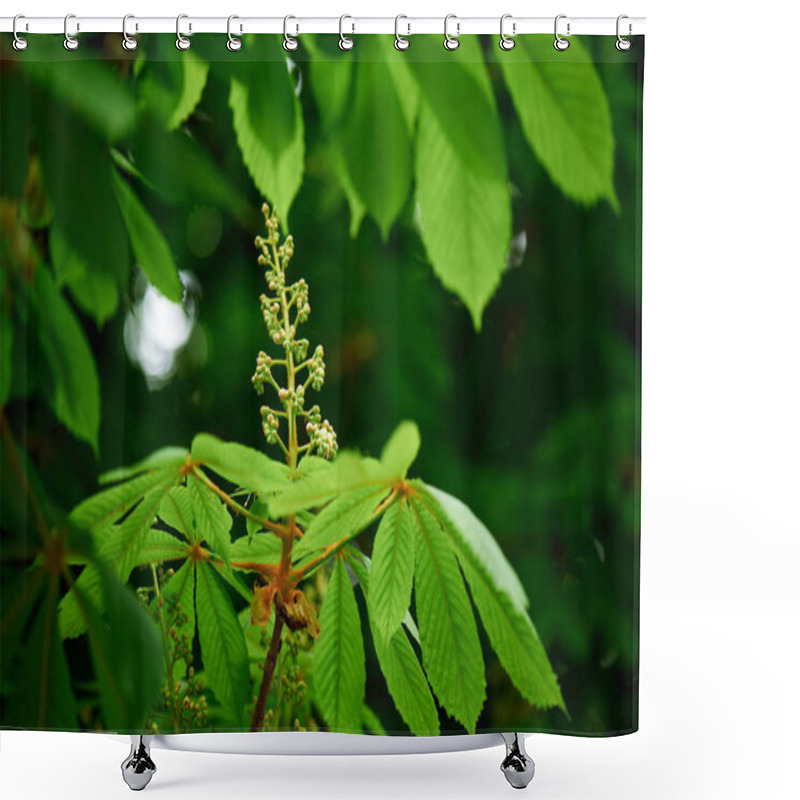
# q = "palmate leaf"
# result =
<box><xmin>408</xmin><ymin>496</ymin><xmax>486</xmax><ymax>733</ymax></box>
<box><xmin>415</xmin><ymin>484</ymin><xmax>565</xmax><ymax>712</ymax></box>
<box><xmin>368</xmin><ymin>497</ymin><xmax>416</xmax><ymax>646</ymax></box>
<box><xmin>499</xmin><ymin>36</ymin><xmax>618</xmax><ymax>209</ymax></box>
<box><xmin>230</xmin><ymin>532</ymin><xmax>283</xmax><ymax>565</ymax></box>
<box><xmin>191</xmin><ymin>433</ymin><xmax>289</xmax><ymax>497</ymax></box>
<box><xmin>346</xmin><ymin>550</ymin><xmax>439</xmax><ymax>736</ymax></box>
<box><xmin>101</xmin><ymin>446</ymin><xmax>189</xmax><ymax>485</ymax></box>
<box><xmin>194</xmin><ymin>560</ymin><xmax>251</xmax><ymax>724</ymax></box>
<box><xmin>314</xmin><ymin>557</ymin><xmax>366</xmax><ymax>732</ymax></box>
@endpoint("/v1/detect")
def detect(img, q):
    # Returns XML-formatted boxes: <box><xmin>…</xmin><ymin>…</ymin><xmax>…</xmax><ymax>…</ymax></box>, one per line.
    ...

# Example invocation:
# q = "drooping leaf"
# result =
<box><xmin>341</xmin><ymin>39</ymin><xmax>412</xmax><ymax>239</ymax></box>
<box><xmin>414</xmin><ymin>100</ymin><xmax>511</xmax><ymax>331</ymax></box>
<box><xmin>362</xmin><ymin>704</ymin><xmax>387</xmax><ymax>735</ymax></box>
<box><xmin>72</xmin><ymin>568</ymin><xmax>165</xmax><ymax>731</ymax></box>
<box><xmin>368</xmin><ymin>497</ymin><xmax>415</xmax><ymax>645</ymax></box>
<box><xmin>137</xmin><ymin>527</ymin><xmax>190</xmax><ymax>564</ymax></box>
<box><xmin>50</xmin><ymin>224</ymin><xmax>119</xmax><ymax>327</ymax></box>
<box><xmin>36</xmin><ymin>110</ymin><xmax>129</xmax><ymax>289</ymax></box>
<box><xmin>229</xmin><ymin>37</ymin><xmax>305</xmax><ymax>218</ymax></box>
<box><xmin>189</xmin><ymin>474</ymin><xmax>232</xmax><ymax>564</ymax></box>
<box><xmin>33</xmin><ymin>268</ymin><xmax>100</xmax><ymax>453</ymax></box>
<box><xmin>101</xmin><ymin>446</ymin><xmax>189</xmax><ymax>485</ymax></box>
<box><xmin>191</xmin><ymin>433</ymin><xmax>289</xmax><ymax>497</ymax></box>
<box><xmin>112</xmin><ymin>170</ymin><xmax>184</xmax><ymax>303</ymax></box>
<box><xmin>195</xmin><ymin>561</ymin><xmax>250</xmax><ymax>722</ymax></box>
<box><xmin>162</xmin><ymin>560</ymin><xmax>197</xmax><ymax>643</ymax></box>
<box><xmin>409</xmin><ymin>496</ymin><xmax>485</xmax><ymax>732</ymax></box>
<box><xmin>314</xmin><ymin>557</ymin><xmax>366</xmax><ymax>732</ymax></box>
<box><xmin>499</xmin><ymin>36</ymin><xmax>618</xmax><ymax>208</ymax></box>
<box><xmin>379</xmin><ymin>420</ymin><xmax>420</xmax><ymax>478</ymax></box>
<box><xmin>293</xmin><ymin>485</ymin><xmax>389</xmax><ymax>560</ymax></box>
<box><xmin>417</xmin><ymin>484</ymin><xmax>564</xmax><ymax>711</ymax></box>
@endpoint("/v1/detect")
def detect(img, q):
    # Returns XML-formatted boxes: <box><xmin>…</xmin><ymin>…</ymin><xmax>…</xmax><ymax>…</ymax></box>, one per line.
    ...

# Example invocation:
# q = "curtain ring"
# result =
<box><xmin>176</xmin><ymin>14</ymin><xmax>191</xmax><ymax>50</ymax></box>
<box><xmin>444</xmin><ymin>14</ymin><xmax>460</xmax><ymax>51</ymax></box>
<box><xmin>122</xmin><ymin>14</ymin><xmax>138</xmax><ymax>51</ymax></box>
<box><xmin>64</xmin><ymin>13</ymin><xmax>79</xmax><ymax>51</ymax></box>
<box><xmin>283</xmin><ymin>15</ymin><xmax>299</xmax><ymax>51</ymax></box>
<box><xmin>339</xmin><ymin>14</ymin><xmax>354</xmax><ymax>50</ymax></box>
<box><xmin>554</xmin><ymin>14</ymin><xmax>570</xmax><ymax>51</ymax></box>
<box><xmin>227</xmin><ymin>15</ymin><xmax>242</xmax><ymax>51</ymax></box>
<box><xmin>12</xmin><ymin>14</ymin><xmax>28</xmax><ymax>51</ymax></box>
<box><xmin>394</xmin><ymin>14</ymin><xmax>410</xmax><ymax>51</ymax></box>
<box><xmin>499</xmin><ymin>14</ymin><xmax>516</xmax><ymax>50</ymax></box>
<box><xmin>616</xmin><ymin>15</ymin><xmax>632</xmax><ymax>51</ymax></box>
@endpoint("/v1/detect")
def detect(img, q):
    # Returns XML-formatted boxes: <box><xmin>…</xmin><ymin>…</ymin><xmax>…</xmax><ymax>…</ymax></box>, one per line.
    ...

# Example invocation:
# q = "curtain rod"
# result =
<box><xmin>1</xmin><ymin>16</ymin><xmax>646</xmax><ymax>37</ymax></box>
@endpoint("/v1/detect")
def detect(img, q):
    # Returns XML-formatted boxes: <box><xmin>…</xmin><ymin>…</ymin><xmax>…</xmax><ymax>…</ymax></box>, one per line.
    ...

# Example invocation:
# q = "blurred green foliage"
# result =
<box><xmin>0</xmin><ymin>33</ymin><xmax>642</xmax><ymax>735</ymax></box>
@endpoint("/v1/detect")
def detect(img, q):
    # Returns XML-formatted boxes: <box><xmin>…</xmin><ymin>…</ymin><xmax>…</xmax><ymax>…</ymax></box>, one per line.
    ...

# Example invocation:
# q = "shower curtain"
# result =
<box><xmin>0</xmin><ymin>28</ymin><xmax>643</xmax><ymax>739</ymax></box>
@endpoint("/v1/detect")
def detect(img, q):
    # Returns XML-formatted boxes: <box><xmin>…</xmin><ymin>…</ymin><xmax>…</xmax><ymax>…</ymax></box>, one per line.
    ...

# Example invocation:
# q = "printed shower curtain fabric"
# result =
<box><xmin>0</xmin><ymin>30</ymin><xmax>643</xmax><ymax>738</ymax></box>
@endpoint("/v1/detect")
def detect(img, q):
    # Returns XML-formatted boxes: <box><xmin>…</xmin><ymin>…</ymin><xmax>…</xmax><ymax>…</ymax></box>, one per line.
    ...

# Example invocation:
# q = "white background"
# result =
<box><xmin>2</xmin><ymin>1</ymin><xmax>799</xmax><ymax>798</ymax></box>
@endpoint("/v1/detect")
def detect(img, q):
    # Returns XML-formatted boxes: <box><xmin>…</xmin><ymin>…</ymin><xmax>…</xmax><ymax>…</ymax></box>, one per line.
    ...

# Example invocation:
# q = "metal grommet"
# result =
<box><xmin>394</xmin><ymin>14</ymin><xmax>410</xmax><ymax>51</ymax></box>
<box><xmin>122</xmin><ymin>14</ymin><xmax>138</xmax><ymax>51</ymax></box>
<box><xmin>176</xmin><ymin>14</ymin><xmax>191</xmax><ymax>50</ymax></box>
<box><xmin>616</xmin><ymin>14</ymin><xmax>632</xmax><ymax>51</ymax></box>
<box><xmin>12</xmin><ymin>14</ymin><xmax>28</xmax><ymax>51</ymax></box>
<box><xmin>63</xmin><ymin>13</ymin><xmax>79</xmax><ymax>51</ymax></box>
<box><xmin>227</xmin><ymin>15</ymin><xmax>242</xmax><ymax>51</ymax></box>
<box><xmin>444</xmin><ymin>14</ymin><xmax>460</xmax><ymax>51</ymax></box>
<box><xmin>339</xmin><ymin>14</ymin><xmax>354</xmax><ymax>50</ymax></box>
<box><xmin>499</xmin><ymin>14</ymin><xmax>516</xmax><ymax>50</ymax></box>
<box><xmin>554</xmin><ymin>14</ymin><xmax>570</xmax><ymax>51</ymax></box>
<box><xmin>283</xmin><ymin>15</ymin><xmax>299</xmax><ymax>51</ymax></box>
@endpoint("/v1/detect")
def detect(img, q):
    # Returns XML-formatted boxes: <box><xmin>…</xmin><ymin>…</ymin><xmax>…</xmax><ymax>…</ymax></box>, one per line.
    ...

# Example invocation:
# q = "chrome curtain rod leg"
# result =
<box><xmin>121</xmin><ymin>735</ymin><xmax>157</xmax><ymax>791</ymax></box>
<box><xmin>499</xmin><ymin>733</ymin><xmax>535</xmax><ymax>789</ymax></box>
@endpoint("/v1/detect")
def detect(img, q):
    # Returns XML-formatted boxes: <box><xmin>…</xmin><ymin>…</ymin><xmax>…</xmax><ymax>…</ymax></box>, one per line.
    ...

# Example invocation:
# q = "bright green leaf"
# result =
<box><xmin>315</xmin><ymin>557</ymin><xmax>366</xmax><ymax>732</ymax></box>
<box><xmin>414</xmin><ymin>101</ymin><xmax>511</xmax><ymax>331</ymax></box>
<box><xmin>368</xmin><ymin>497</ymin><xmax>415</xmax><ymax>646</ymax></box>
<box><xmin>101</xmin><ymin>446</ymin><xmax>189</xmax><ymax>485</ymax></box>
<box><xmin>380</xmin><ymin>420</ymin><xmax>420</xmax><ymax>478</ymax></box>
<box><xmin>34</xmin><ymin>268</ymin><xmax>100</xmax><ymax>454</ymax></box>
<box><xmin>342</xmin><ymin>40</ymin><xmax>412</xmax><ymax>239</ymax></box>
<box><xmin>229</xmin><ymin>38</ymin><xmax>305</xmax><ymax>219</ymax></box>
<box><xmin>293</xmin><ymin>485</ymin><xmax>388</xmax><ymax>560</ymax></box>
<box><xmin>499</xmin><ymin>37</ymin><xmax>618</xmax><ymax>208</ymax></box>
<box><xmin>195</xmin><ymin>561</ymin><xmax>250</xmax><ymax>722</ymax></box>
<box><xmin>136</xmin><ymin>528</ymin><xmax>190</xmax><ymax>564</ymax></box>
<box><xmin>191</xmin><ymin>433</ymin><xmax>289</xmax><ymax>498</ymax></box>
<box><xmin>112</xmin><ymin>171</ymin><xmax>184</xmax><ymax>303</ymax></box>
<box><xmin>189</xmin><ymin>474</ymin><xmax>232</xmax><ymax>564</ymax></box>
<box><xmin>409</xmin><ymin>496</ymin><xmax>485</xmax><ymax>732</ymax></box>
<box><xmin>230</xmin><ymin>532</ymin><xmax>283</xmax><ymax>565</ymax></box>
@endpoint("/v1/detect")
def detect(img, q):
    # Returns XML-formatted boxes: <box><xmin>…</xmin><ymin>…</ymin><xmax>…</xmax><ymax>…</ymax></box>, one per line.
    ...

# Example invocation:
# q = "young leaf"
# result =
<box><xmin>409</xmin><ymin>496</ymin><xmax>485</xmax><ymax>733</ymax></box>
<box><xmin>368</xmin><ymin>496</ymin><xmax>415</xmax><ymax>645</ymax></box>
<box><xmin>229</xmin><ymin>39</ymin><xmax>305</xmax><ymax>219</ymax></box>
<box><xmin>191</xmin><ymin>433</ymin><xmax>289</xmax><ymax>497</ymax></box>
<box><xmin>189</xmin><ymin>474</ymin><xmax>232</xmax><ymax>564</ymax></box>
<box><xmin>342</xmin><ymin>40</ymin><xmax>412</xmax><ymax>239</ymax></box>
<box><xmin>230</xmin><ymin>532</ymin><xmax>283</xmax><ymax>565</ymax></box>
<box><xmin>101</xmin><ymin>447</ymin><xmax>189</xmax><ymax>485</ymax></box>
<box><xmin>499</xmin><ymin>37</ymin><xmax>618</xmax><ymax>209</ymax></box>
<box><xmin>379</xmin><ymin>420</ymin><xmax>420</xmax><ymax>478</ymax></box>
<box><xmin>137</xmin><ymin>528</ymin><xmax>190</xmax><ymax>564</ymax></box>
<box><xmin>112</xmin><ymin>171</ymin><xmax>184</xmax><ymax>303</ymax></box>
<box><xmin>195</xmin><ymin>561</ymin><xmax>250</xmax><ymax>722</ymax></box>
<box><xmin>417</xmin><ymin>484</ymin><xmax>564</xmax><ymax>711</ymax></box>
<box><xmin>162</xmin><ymin>560</ymin><xmax>197</xmax><ymax>641</ymax></box>
<box><xmin>293</xmin><ymin>485</ymin><xmax>388</xmax><ymax>560</ymax></box>
<box><xmin>314</xmin><ymin>557</ymin><xmax>366</xmax><ymax>732</ymax></box>
<box><xmin>414</xmin><ymin>101</ymin><xmax>511</xmax><ymax>331</ymax></box>
<box><xmin>33</xmin><ymin>268</ymin><xmax>101</xmax><ymax>454</ymax></box>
